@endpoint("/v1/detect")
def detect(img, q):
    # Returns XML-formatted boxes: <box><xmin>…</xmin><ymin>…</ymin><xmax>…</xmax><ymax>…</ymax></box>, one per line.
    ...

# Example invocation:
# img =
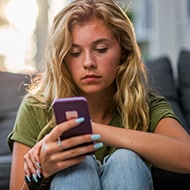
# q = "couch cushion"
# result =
<box><xmin>145</xmin><ymin>56</ymin><xmax>190</xmax><ymax>134</ymax></box>
<box><xmin>146</xmin><ymin>56</ymin><xmax>190</xmax><ymax>189</ymax></box>
<box><xmin>0</xmin><ymin>155</ymin><xmax>12</xmax><ymax>190</ymax></box>
<box><xmin>145</xmin><ymin>57</ymin><xmax>177</xmax><ymax>99</ymax></box>
<box><xmin>0</xmin><ymin>71</ymin><xmax>29</xmax><ymax>155</ymax></box>
<box><xmin>178</xmin><ymin>49</ymin><xmax>190</xmax><ymax>129</ymax></box>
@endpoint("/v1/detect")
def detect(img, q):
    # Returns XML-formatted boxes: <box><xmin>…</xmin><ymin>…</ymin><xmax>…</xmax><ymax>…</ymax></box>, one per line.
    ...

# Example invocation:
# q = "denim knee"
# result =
<box><xmin>101</xmin><ymin>149</ymin><xmax>154</xmax><ymax>190</ymax></box>
<box><xmin>50</xmin><ymin>156</ymin><xmax>102</xmax><ymax>190</ymax></box>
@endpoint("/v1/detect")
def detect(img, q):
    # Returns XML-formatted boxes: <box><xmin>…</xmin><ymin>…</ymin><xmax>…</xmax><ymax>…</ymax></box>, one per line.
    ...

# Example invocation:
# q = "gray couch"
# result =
<box><xmin>0</xmin><ymin>49</ymin><xmax>190</xmax><ymax>189</ymax></box>
<box><xmin>146</xmin><ymin>49</ymin><xmax>190</xmax><ymax>189</ymax></box>
<box><xmin>0</xmin><ymin>72</ymin><xmax>29</xmax><ymax>189</ymax></box>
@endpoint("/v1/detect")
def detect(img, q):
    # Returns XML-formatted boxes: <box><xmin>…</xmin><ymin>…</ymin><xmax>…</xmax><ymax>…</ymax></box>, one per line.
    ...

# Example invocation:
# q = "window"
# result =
<box><xmin>0</xmin><ymin>0</ymin><xmax>38</xmax><ymax>73</ymax></box>
<box><xmin>0</xmin><ymin>0</ymin><xmax>71</xmax><ymax>73</ymax></box>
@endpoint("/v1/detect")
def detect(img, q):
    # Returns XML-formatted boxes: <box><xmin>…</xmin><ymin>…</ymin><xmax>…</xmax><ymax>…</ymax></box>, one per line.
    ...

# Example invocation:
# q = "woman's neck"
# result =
<box><xmin>86</xmin><ymin>93</ymin><xmax>115</xmax><ymax>124</ymax></box>
<box><xmin>78</xmin><ymin>84</ymin><xmax>116</xmax><ymax>124</ymax></box>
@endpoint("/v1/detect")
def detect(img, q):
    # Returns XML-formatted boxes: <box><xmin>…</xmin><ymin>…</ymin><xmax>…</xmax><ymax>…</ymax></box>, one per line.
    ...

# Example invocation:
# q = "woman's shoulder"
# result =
<box><xmin>148</xmin><ymin>91</ymin><xmax>174</xmax><ymax>114</ymax></box>
<box><xmin>148</xmin><ymin>91</ymin><xmax>167</xmax><ymax>101</ymax></box>
<box><xmin>21</xmin><ymin>91</ymin><xmax>50</xmax><ymax>110</ymax></box>
<box><xmin>147</xmin><ymin>91</ymin><xmax>179</xmax><ymax>132</ymax></box>
<box><xmin>18</xmin><ymin>92</ymin><xmax>53</xmax><ymax>123</ymax></box>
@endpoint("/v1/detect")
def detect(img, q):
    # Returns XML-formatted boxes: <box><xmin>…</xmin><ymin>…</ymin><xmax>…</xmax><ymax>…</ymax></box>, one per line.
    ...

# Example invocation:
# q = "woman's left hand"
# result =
<box><xmin>23</xmin><ymin>118</ymin><xmax>103</xmax><ymax>182</ymax></box>
<box><xmin>23</xmin><ymin>140</ymin><xmax>43</xmax><ymax>182</ymax></box>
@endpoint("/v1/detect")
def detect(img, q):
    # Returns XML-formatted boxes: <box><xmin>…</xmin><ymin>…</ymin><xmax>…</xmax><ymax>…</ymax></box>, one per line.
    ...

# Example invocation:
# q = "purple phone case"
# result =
<box><xmin>52</xmin><ymin>97</ymin><xmax>93</xmax><ymax>139</ymax></box>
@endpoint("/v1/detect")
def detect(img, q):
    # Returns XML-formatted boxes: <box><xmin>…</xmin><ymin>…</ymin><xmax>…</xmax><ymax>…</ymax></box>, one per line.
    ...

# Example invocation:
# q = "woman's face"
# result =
<box><xmin>64</xmin><ymin>18</ymin><xmax>121</xmax><ymax>96</ymax></box>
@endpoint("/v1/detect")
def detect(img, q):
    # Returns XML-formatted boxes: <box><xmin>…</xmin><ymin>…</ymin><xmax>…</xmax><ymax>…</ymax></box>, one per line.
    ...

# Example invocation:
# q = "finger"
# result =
<box><xmin>23</xmin><ymin>145</ymin><xmax>42</xmax><ymax>177</ymax></box>
<box><xmin>52</xmin><ymin>141</ymin><xmax>103</xmax><ymax>162</ymax></box>
<box><xmin>48</xmin><ymin>118</ymin><xmax>85</xmax><ymax>142</ymax></box>
<box><xmin>24</xmin><ymin>159</ymin><xmax>31</xmax><ymax>176</ymax></box>
<box><xmin>57</xmin><ymin>133</ymin><xmax>101</xmax><ymax>151</ymax></box>
<box><xmin>31</xmin><ymin>143</ymin><xmax>42</xmax><ymax>165</ymax></box>
<box><xmin>46</xmin><ymin>133</ymin><xmax>101</xmax><ymax>157</ymax></box>
<box><xmin>24</xmin><ymin>162</ymin><xmax>32</xmax><ymax>184</ymax></box>
<box><xmin>29</xmin><ymin>145</ymin><xmax>42</xmax><ymax>171</ymax></box>
<box><xmin>56</xmin><ymin>155</ymin><xmax>86</xmax><ymax>171</ymax></box>
<box><xmin>24</xmin><ymin>152</ymin><xmax>38</xmax><ymax>176</ymax></box>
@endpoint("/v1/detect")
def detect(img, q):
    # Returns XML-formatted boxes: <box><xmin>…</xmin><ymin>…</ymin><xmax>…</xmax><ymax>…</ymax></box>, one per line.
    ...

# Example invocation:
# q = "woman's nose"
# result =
<box><xmin>83</xmin><ymin>52</ymin><xmax>97</xmax><ymax>69</ymax></box>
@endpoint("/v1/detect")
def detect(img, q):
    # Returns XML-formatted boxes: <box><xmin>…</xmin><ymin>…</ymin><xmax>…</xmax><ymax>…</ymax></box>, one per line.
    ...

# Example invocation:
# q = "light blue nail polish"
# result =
<box><xmin>25</xmin><ymin>175</ymin><xmax>31</xmax><ymax>183</ymax></box>
<box><xmin>32</xmin><ymin>174</ymin><xmax>38</xmax><ymax>183</ymax></box>
<box><xmin>35</xmin><ymin>162</ymin><xmax>41</xmax><ymax>169</ymax></box>
<box><xmin>36</xmin><ymin>170</ymin><xmax>41</xmax><ymax>178</ymax></box>
<box><xmin>93</xmin><ymin>142</ymin><xmax>103</xmax><ymax>149</ymax></box>
<box><xmin>91</xmin><ymin>134</ymin><xmax>101</xmax><ymax>141</ymax></box>
<box><xmin>75</xmin><ymin>117</ymin><xmax>85</xmax><ymax>124</ymax></box>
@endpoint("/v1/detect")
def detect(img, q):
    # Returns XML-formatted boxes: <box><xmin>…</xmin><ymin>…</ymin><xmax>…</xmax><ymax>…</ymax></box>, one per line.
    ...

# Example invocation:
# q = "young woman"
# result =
<box><xmin>8</xmin><ymin>0</ymin><xmax>190</xmax><ymax>189</ymax></box>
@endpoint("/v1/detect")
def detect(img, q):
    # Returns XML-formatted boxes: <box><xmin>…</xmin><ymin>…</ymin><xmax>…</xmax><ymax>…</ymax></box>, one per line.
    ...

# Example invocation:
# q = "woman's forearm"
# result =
<box><xmin>93</xmin><ymin>119</ymin><xmax>190</xmax><ymax>173</ymax></box>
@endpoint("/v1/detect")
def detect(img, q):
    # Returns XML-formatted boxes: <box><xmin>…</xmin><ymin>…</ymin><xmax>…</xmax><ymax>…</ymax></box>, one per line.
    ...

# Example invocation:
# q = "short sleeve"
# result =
<box><xmin>148</xmin><ymin>92</ymin><xmax>180</xmax><ymax>132</ymax></box>
<box><xmin>7</xmin><ymin>97</ymin><xmax>50</xmax><ymax>151</ymax></box>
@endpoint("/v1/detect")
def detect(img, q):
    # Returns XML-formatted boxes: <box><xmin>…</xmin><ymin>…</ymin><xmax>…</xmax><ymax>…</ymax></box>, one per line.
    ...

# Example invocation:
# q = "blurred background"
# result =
<box><xmin>0</xmin><ymin>0</ymin><xmax>190</xmax><ymax>76</ymax></box>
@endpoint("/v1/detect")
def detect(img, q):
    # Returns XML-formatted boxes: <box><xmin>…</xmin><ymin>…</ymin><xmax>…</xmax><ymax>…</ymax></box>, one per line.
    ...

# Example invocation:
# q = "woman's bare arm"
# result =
<box><xmin>92</xmin><ymin>117</ymin><xmax>190</xmax><ymax>173</ymax></box>
<box><xmin>10</xmin><ymin>142</ymin><xmax>30</xmax><ymax>190</ymax></box>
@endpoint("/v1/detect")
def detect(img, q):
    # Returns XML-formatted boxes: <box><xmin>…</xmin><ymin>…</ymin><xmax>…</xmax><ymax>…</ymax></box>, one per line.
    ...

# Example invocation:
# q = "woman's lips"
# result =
<box><xmin>81</xmin><ymin>74</ymin><xmax>101</xmax><ymax>83</ymax></box>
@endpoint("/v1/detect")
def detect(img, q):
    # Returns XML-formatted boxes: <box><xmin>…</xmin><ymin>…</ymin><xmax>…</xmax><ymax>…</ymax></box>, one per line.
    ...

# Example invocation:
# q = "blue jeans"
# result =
<box><xmin>50</xmin><ymin>149</ymin><xmax>154</xmax><ymax>190</ymax></box>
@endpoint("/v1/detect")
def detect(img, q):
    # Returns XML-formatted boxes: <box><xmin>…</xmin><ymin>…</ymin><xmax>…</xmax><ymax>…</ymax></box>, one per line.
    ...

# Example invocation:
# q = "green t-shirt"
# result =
<box><xmin>8</xmin><ymin>92</ymin><xmax>179</xmax><ymax>162</ymax></box>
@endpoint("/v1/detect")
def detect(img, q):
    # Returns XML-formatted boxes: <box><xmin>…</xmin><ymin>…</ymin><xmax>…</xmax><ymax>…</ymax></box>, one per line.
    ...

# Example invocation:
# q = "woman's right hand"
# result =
<box><xmin>24</xmin><ymin>117</ymin><xmax>102</xmax><ymax>181</ymax></box>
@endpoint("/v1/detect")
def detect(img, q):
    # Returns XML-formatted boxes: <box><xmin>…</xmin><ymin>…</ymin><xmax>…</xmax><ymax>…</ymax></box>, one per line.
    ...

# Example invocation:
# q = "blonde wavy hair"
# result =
<box><xmin>27</xmin><ymin>0</ymin><xmax>150</xmax><ymax>140</ymax></box>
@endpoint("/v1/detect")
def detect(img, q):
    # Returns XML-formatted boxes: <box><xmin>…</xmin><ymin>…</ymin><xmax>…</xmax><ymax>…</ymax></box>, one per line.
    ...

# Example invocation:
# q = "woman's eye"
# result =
<box><xmin>70</xmin><ymin>51</ymin><xmax>81</xmax><ymax>57</ymax></box>
<box><xmin>96</xmin><ymin>48</ymin><xmax>108</xmax><ymax>53</ymax></box>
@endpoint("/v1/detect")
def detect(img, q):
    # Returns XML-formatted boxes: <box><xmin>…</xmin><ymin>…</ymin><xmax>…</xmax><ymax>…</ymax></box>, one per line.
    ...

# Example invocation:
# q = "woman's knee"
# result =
<box><xmin>105</xmin><ymin>149</ymin><xmax>151</xmax><ymax>176</ymax></box>
<box><xmin>50</xmin><ymin>156</ymin><xmax>101</xmax><ymax>190</ymax></box>
<box><xmin>104</xmin><ymin>149</ymin><xmax>145</xmax><ymax>167</ymax></box>
<box><xmin>101</xmin><ymin>149</ymin><xmax>153</xmax><ymax>190</ymax></box>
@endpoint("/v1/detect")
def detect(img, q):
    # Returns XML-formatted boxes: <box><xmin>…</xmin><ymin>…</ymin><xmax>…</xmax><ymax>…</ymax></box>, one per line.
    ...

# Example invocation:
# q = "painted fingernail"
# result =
<box><xmin>25</xmin><ymin>175</ymin><xmax>31</xmax><ymax>183</ymax></box>
<box><xmin>75</xmin><ymin>117</ymin><xmax>85</xmax><ymax>124</ymax></box>
<box><xmin>91</xmin><ymin>134</ymin><xmax>101</xmax><ymax>141</ymax></box>
<box><xmin>35</xmin><ymin>162</ymin><xmax>41</xmax><ymax>169</ymax></box>
<box><xmin>36</xmin><ymin>170</ymin><xmax>41</xmax><ymax>178</ymax></box>
<box><xmin>93</xmin><ymin>142</ymin><xmax>103</xmax><ymax>149</ymax></box>
<box><xmin>32</xmin><ymin>174</ymin><xmax>38</xmax><ymax>183</ymax></box>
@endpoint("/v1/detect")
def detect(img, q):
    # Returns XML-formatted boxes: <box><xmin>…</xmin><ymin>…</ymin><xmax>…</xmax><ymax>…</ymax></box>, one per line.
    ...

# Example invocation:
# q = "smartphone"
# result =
<box><xmin>52</xmin><ymin>96</ymin><xmax>93</xmax><ymax>140</ymax></box>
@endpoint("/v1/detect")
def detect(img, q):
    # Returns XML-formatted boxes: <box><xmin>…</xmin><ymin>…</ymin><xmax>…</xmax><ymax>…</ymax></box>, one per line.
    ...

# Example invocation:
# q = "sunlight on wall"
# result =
<box><xmin>0</xmin><ymin>0</ymin><xmax>72</xmax><ymax>73</ymax></box>
<box><xmin>48</xmin><ymin>0</ymin><xmax>72</xmax><ymax>25</ymax></box>
<box><xmin>0</xmin><ymin>0</ymin><xmax>38</xmax><ymax>73</ymax></box>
